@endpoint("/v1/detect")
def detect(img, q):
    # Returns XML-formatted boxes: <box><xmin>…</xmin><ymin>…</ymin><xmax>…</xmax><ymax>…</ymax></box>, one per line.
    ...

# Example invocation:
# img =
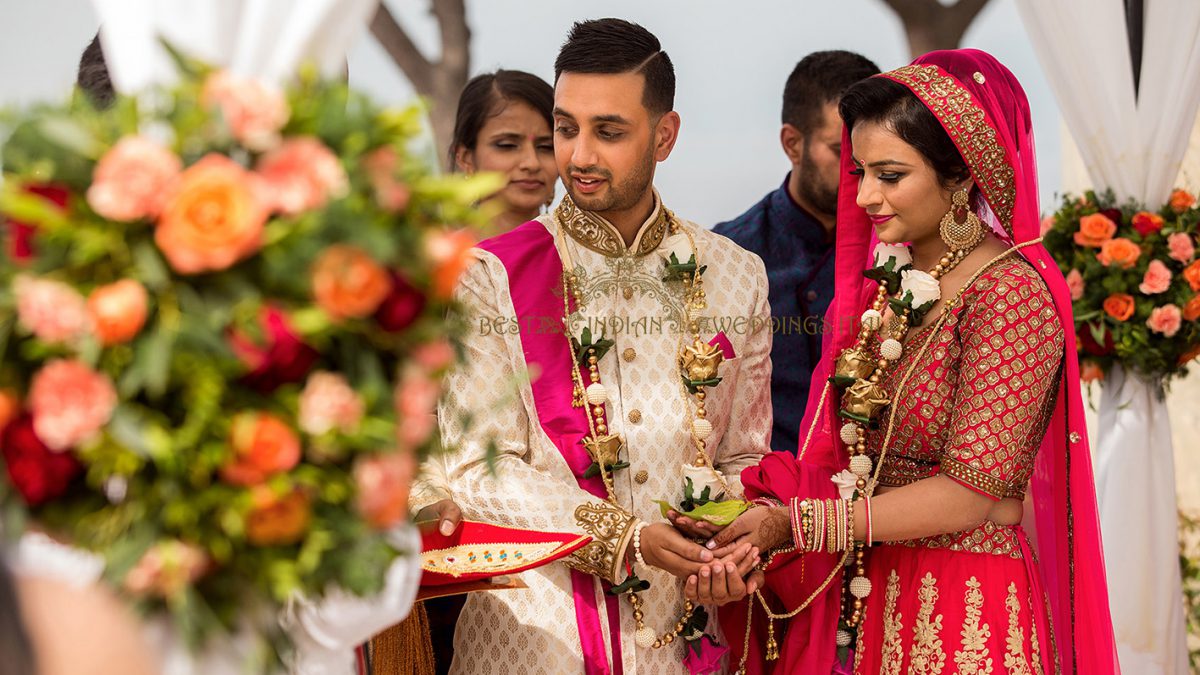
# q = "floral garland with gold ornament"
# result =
<box><xmin>554</xmin><ymin>208</ymin><xmax>749</xmax><ymax>658</ymax></box>
<box><xmin>735</xmin><ymin>233</ymin><xmax>987</xmax><ymax>672</ymax></box>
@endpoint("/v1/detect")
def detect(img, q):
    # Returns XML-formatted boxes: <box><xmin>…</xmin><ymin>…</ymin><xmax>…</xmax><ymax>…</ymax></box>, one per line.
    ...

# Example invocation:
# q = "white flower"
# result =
<box><xmin>660</xmin><ymin>233</ymin><xmax>695</xmax><ymax>265</ymax></box>
<box><xmin>873</xmin><ymin>243</ymin><xmax>912</xmax><ymax>270</ymax></box>
<box><xmin>682</xmin><ymin>463</ymin><xmax>725</xmax><ymax>500</ymax></box>
<box><xmin>831</xmin><ymin>469</ymin><xmax>859</xmax><ymax>500</ymax></box>
<box><xmin>900</xmin><ymin>269</ymin><xmax>941</xmax><ymax>310</ymax></box>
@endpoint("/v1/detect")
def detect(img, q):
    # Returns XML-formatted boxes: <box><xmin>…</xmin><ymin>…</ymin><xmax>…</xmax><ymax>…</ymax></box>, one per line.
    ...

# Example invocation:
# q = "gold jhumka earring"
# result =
<box><xmin>939</xmin><ymin>188</ymin><xmax>986</xmax><ymax>255</ymax></box>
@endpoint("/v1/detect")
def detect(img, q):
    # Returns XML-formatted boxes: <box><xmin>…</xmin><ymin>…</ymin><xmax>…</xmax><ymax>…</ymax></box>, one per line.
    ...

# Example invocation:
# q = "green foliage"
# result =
<box><xmin>1180</xmin><ymin>510</ymin><xmax>1200</xmax><ymax>672</ymax></box>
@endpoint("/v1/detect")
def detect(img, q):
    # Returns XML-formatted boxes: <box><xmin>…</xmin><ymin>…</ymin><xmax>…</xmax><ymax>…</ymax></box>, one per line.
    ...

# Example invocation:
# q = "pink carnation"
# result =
<box><xmin>202</xmin><ymin>71</ymin><xmax>289</xmax><ymax>151</ymax></box>
<box><xmin>86</xmin><ymin>136</ymin><xmax>181</xmax><ymax>221</ymax></box>
<box><xmin>1139</xmin><ymin>259</ymin><xmax>1173</xmax><ymax>295</ymax></box>
<box><xmin>364</xmin><ymin>146</ymin><xmax>411</xmax><ymax>213</ymax></box>
<box><xmin>395</xmin><ymin>365</ymin><xmax>440</xmax><ymax>450</ymax></box>
<box><xmin>1066</xmin><ymin>269</ymin><xmax>1085</xmax><ymax>300</ymax></box>
<box><xmin>1168</xmin><ymin>232</ymin><xmax>1196</xmax><ymax>263</ymax></box>
<box><xmin>28</xmin><ymin>359</ymin><xmax>117</xmax><ymax>451</ymax></box>
<box><xmin>1147</xmin><ymin>304</ymin><xmax>1183</xmax><ymax>337</ymax></box>
<box><xmin>14</xmin><ymin>275</ymin><xmax>91</xmax><ymax>344</ymax></box>
<box><xmin>412</xmin><ymin>339</ymin><xmax>455</xmax><ymax>373</ymax></box>
<box><xmin>254</xmin><ymin>137</ymin><xmax>349</xmax><ymax>215</ymax></box>
<box><xmin>298</xmin><ymin>371</ymin><xmax>365</xmax><ymax>436</ymax></box>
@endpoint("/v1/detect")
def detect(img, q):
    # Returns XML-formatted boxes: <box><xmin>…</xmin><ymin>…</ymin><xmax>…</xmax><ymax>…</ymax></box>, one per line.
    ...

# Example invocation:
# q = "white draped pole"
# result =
<box><xmin>1014</xmin><ymin>1</ymin><xmax>1200</xmax><ymax>673</ymax></box>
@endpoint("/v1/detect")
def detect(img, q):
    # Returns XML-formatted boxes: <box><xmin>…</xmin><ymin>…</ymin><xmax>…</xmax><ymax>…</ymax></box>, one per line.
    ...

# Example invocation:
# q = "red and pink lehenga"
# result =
<box><xmin>720</xmin><ymin>50</ymin><xmax>1122</xmax><ymax>675</ymax></box>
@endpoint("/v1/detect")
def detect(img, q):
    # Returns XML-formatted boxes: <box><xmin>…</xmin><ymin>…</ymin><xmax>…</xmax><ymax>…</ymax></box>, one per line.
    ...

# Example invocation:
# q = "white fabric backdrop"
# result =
<box><xmin>1015</xmin><ymin>1</ymin><xmax>1200</xmax><ymax>673</ymax></box>
<box><xmin>90</xmin><ymin>0</ymin><xmax>378</xmax><ymax>92</ymax></box>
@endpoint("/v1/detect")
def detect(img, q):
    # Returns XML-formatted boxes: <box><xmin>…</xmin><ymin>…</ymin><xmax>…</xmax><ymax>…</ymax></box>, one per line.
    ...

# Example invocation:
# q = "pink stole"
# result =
<box><xmin>478</xmin><ymin>220</ymin><xmax>624</xmax><ymax>675</ymax></box>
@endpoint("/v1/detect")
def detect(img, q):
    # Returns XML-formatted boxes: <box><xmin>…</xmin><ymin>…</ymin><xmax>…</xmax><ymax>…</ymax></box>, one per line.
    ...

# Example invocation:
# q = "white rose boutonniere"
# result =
<box><xmin>681</xmin><ymin>463</ymin><xmax>725</xmax><ymax>500</ymax></box>
<box><xmin>900</xmin><ymin>269</ymin><xmax>940</xmax><ymax>314</ymax></box>
<box><xmin>660</xmin><ymin>233</ymin><xmax>695</xmax><ymax>265</ymax></box>
<box><xmin>872</xmin><ymin>243</ymin><xmax>913</xmax><ymax>271</ymax></box>
<box><xmin>831</xmin><ymin>469</ymin><xmax>859</xmax><ymax>500</ymax></box>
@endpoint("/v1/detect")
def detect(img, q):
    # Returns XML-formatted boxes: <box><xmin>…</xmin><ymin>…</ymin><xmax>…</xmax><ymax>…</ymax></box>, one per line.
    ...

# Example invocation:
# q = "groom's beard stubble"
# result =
<box><xmin>564</xmin><ymin>144</ymin><xmax>656</xmax><ymax>215</ymax></box>
<box><xmin>799</xmin><ymin>140</ymin><xmax>839</xmax><ymax>218</ymax></box>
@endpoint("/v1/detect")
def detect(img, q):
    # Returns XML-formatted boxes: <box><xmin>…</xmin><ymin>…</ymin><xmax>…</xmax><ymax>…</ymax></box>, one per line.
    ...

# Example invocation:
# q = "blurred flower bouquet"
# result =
<box><xmin>1041</xmin><ymin>188</ymin><xmax>1200</xmax><ymax>385</ymax></box>
<box><xmin>0</xmin><ymin>53</ymin><xmax>495</xmax><ymax>662</ymax></box>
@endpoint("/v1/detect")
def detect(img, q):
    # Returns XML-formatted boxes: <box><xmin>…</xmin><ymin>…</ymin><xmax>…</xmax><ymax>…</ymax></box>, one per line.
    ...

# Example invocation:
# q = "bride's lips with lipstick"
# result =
<box><xmin>868</xmin><ymin>213</ymin><xmax>895</xmax><ymax>225</ymax></box>
<box><xmin>510</xmin><ymin>178</ymin><xmax>546</xmax><ymax>191</ymax></box>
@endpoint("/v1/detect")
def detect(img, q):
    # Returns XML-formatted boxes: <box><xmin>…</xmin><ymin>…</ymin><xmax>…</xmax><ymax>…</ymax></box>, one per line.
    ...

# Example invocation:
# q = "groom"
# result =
<box><xmin>416</xmin><ymin>18</ymin><xmax>772</xmax><ymax>674</ymax></box>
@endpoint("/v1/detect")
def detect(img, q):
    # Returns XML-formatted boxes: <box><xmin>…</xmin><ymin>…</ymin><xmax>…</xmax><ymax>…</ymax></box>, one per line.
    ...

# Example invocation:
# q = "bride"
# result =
<box><xmin>695</xmin><ymin>49</ymin><xmax>1122</xmax><ymax>674</ymax></box>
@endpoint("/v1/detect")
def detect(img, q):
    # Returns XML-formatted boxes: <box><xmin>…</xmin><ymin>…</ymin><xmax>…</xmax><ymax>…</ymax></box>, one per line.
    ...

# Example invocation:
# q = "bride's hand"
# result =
<box><xmin>705</xmin><ymin>505</ymin><xmax>791</xmax><ymax>558</ymax></box>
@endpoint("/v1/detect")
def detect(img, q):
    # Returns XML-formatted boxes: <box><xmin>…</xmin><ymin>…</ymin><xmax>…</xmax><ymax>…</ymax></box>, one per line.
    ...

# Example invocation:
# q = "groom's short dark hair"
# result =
<box><xmin>554</xmin><ymin>18</ymin><xmax>675</xmax><ymax>116</ymax></box>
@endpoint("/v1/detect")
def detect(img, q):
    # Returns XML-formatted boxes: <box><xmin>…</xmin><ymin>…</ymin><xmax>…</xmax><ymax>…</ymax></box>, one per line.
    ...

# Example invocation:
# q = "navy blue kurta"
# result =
<box><xmin>713</xmin><ymin>174</ymin><xmax>835</xmax><ymax>453</ymax></box>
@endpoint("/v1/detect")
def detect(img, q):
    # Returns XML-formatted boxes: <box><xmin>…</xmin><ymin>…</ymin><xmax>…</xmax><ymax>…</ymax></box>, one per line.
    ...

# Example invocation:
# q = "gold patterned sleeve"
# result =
<box><xmin>435</xmin><ymin>254</ymin><xmax>636</xmax><ymax>582</ymax></box>
<box><xmin>713</xmin><ymin>252</ymin><xmax>772</xmax><ymax>497</ymax></box>
<box><xmin>940</xmin><ymin>263</ymin><xmax>1065</xmax><ymax>500</ymax></box>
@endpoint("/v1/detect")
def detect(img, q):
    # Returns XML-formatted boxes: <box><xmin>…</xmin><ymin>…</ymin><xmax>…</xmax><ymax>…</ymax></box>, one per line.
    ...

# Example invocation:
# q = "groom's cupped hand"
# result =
<box><xmin>637</xmin><ymin>522</ymin><xmax>715</xmax><ymax>578</ymax></box>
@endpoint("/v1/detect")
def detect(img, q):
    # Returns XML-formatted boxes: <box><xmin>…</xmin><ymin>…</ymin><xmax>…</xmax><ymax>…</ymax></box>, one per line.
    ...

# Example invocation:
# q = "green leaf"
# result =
<box><xmin>656</xmin><ymin>498</ymin><xmax>749</xmax><ymax>526</ymax></box>
<box><xmin>37</xmin><ymin>116</ymin><xmax>104</xmax><ymax>159</ymax></box>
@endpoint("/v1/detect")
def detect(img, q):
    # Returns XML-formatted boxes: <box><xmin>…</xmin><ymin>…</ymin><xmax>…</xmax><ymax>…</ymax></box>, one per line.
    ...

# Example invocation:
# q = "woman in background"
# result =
<box><xmin>449</xmin><ymin>70</ymin><xmax>556</xmax><ymax>232</ymax></box>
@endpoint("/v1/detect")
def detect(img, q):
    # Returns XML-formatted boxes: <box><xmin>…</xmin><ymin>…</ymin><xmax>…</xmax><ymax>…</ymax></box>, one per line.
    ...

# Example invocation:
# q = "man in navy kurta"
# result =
<box><xmin>714</xmin><ymin>51</ymin><xmax>878</xmax><ymax>453</ymax></box>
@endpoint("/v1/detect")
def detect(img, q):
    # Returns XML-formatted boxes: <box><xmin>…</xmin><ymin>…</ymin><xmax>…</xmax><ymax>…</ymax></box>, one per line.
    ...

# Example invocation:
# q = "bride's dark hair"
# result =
<box><xmin>0</xmin><ymin>559</ymin><xmax>35</xmax><ymax>675</ymax></box>
<box><xmin>839</xmin><ymin>76</ymin><xmax>971</xmax><ymax>188</ymax></box>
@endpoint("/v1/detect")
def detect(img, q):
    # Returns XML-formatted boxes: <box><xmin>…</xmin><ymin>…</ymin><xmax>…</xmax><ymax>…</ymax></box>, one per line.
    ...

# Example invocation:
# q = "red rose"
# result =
<box><xmin>1</xmin><ymin>415</ymin><xmax>81</xmax><ymax>506</ymax></box>
<box><xmin>374</xmin><ymin>272</ymin><xmax>427</xmax><ymax>332</ymax></box>
<box><xmin>1079</xmin><ymin>321</ymin><xmax>1115</xmax><ymax>356</ymax></box>
<box><xmin>228</xmin><ymin>307</ymin><xmax>318</xmax><ymax>393</ymax></box>
<box><xmin>1100</xmin><ymin>208</ymin><xmax>1124</xmax><ymax>226</ymax></box>
<box><xmin>5</xmin><ymin>184</ymin><xmax>69</xmax><ymax>263</ymax></box>
<box><xmin>1131</xmin><ymin>211</ymin><xmax>1165</xmax><ymax>237</ymax></box>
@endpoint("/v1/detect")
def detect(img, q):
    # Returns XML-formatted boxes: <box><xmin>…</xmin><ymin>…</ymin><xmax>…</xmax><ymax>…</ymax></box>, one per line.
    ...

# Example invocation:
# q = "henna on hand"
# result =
<box><xmin>756</xmin><ymin>506</ymin><xmax>791</xmax><ymax>550</ymax></box>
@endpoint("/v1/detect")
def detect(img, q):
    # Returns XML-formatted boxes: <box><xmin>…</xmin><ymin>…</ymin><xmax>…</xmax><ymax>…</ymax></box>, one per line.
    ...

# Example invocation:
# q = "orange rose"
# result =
<box><xmin>1073</xmin><ymin>213</ymin><xmax>1117</xmax><ymax>247</ymax></box>
<box><xmin>1170</xmin><ymin>189</ymin><xmax>1196</xmax><ymax>213</ymax></box>
<box><xmin>1080</xmin><ymin>361</ymin><xmax>1104</xmax><ymax>384</ymax></box>
<box><xmin>220</xmin><ymin>412</ymin><xmax>301</xmax><ymax>486</ymax></box>
<box><xmin>354</xmin><ymin>450</ymin><xmax>416</xmax><ymax>529</ymax></box>
<box><xmin>1103</xmin><ymin>293</ymin><xmax>1136</xmax><ymax>322</ymax></box>
<box><xmin>122</xmin><ymin>540</ymin><xmax>210</xmax><ymax>598</ymax></box>
<box><xmin>1184</xmin><ymin>260</ymin><xmax>1200</xmax><ymax>292</ymax></box>
<box><xmin>88</xmin><ymin>279</ymin><xmax>149</xmax><ymax>346</ymax></box>
<box><xmin>1184</xmin><ymin>294</ymin><xmax>1200</xmax><ymax>322</ymax></box>
<box><xmin>1096</xmin><ymin>237</ymin><xmax>1141</xmax><ymax>269</ymax></box>
<box><xmin>311</xmin><ymin>245</ymin><xmax>393</xmax><ymax>320</ymax></box>
<box><xmin>0</xmin><ymin>389</ymin><xmax>19</xmax><ymax>433</ymax></box>
<box><xmin>245</xmin><ymin>487</ymin><xmax>311</xmax><ymax>546</ymax></box>
<box><xmin>156</xmin><ymin>154</ymin><xmax>267</xmax><ymax>274</ymax></box>
<box><xmin>427</xmin><ymin>229</ymin><xmax>477</xmax><ymax>299</ymax></box>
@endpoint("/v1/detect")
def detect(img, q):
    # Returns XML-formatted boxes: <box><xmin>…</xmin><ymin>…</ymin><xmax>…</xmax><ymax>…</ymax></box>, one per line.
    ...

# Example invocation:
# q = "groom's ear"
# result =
<box><xmin>653</xmin><ymin>110</ymin><xmax>681</xmax><ymax>162</ymax></box>
<box><xmin>780</xmin><ymin>124</ymin><xmax>805</xmax><ymax>165</ymax></box>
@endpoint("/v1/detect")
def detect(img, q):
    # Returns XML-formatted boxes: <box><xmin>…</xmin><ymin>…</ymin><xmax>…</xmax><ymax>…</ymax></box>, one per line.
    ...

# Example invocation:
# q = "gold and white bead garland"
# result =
<box><xmin>829</xmin><ymin>240</ymin><xmax>980</xmax><ymax>638</ymax></box>
<box><xmin>555</xmin><ymin>214</ymin><xmax>725</xmax><ymax>650</ymax></box>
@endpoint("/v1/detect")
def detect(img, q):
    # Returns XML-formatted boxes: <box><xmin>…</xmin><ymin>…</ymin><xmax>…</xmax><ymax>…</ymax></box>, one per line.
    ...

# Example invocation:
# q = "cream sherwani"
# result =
<box><xmin>414</xmin><ymin>194</ymin><xmax>772</xmax><ymax>674</ymax></box>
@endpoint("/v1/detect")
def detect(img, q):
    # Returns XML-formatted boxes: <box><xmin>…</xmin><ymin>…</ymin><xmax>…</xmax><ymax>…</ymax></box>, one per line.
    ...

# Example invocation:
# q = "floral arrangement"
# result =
<box><xmin>1040</xmin><ymin>188</ymin><xmax>1200</xmax><ymax>385</ymax></box>
<box><xmin>0</xmin><ymin>56</ymin><xmax>494</xmax><ymax>662</ymax></box>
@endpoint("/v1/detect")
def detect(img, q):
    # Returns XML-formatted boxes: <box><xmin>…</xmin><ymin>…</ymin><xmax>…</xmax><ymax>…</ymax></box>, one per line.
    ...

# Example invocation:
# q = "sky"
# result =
<box><xmin>0</xmin><ymin>0</ymin><xmax>1066</xmax><ymax>224</ymax></box>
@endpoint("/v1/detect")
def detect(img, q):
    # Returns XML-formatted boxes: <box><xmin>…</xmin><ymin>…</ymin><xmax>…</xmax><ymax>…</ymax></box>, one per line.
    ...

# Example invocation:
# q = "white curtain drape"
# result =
<box><xmin>1015</xmin><ymin>2</ymin><xmax>1200</xmax><ymax>673</ymax></box>
<box><xmin>89</xmin><ymin>0</ymin><xmax>379</xmax><ymax>93</ymax></box>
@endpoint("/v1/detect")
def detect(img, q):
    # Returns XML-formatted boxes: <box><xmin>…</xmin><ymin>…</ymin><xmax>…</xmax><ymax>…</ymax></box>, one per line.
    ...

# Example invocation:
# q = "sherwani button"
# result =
<box><xmin>623</xmin><ymin>348</ymin><xmax>637</xmax><ymax>362</ymax></box>
<box><xmin>623</xmin><ymin>287</ymin><xmax>634</xmax><ymax>300</ymax></box>
<box><xmin>628</xmin><ymin>409</ymin><xmax>642</xmax><ymax>423</ymax></box>
<box><xmin>634</xmin><ymin>470</ymin><xmax>649</xmax><ymax>484</ymax></box>
<box><xmin>807</xmin><ymin>290</ymin><xmax>818</xmax><ymax>302</ymax></box>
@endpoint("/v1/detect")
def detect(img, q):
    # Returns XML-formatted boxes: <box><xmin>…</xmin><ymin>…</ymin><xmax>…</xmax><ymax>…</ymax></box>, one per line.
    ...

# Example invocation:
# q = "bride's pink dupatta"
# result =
<box><xmin>722</xmin><ymin>50</ymin><xmax>1121</xmax><ymax>675</ymax></box>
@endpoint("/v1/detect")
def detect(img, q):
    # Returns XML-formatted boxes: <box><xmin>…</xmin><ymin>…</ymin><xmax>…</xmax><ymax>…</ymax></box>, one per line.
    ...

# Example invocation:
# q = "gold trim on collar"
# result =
<box><xmin>554</xmin><ymin>191</ymin><xmax>671</xmax><ymax>258</ymax></box>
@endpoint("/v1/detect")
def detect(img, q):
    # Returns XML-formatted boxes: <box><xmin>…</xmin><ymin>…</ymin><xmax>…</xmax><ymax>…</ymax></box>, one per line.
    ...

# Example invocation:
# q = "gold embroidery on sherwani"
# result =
<box><xmin>909</xmin><ymin>572</ymin><xmax>947</xmax><ymax>674</ymax></box>
<box><xmin>881</xmin><ymin>569</ymin><xmax>905</xmax><ymax>675</ymax></box>
<box><xmin>568</xmin><ymin>501</ymin><xmax>636</xmax><ymax>581</ymax></box>
<box><xmin>1004</xmin><ymin>582</ymin><xmax>1033</xmax><ymax>674</ymax></box>
<box><xmin>954</xmin><ymin>577</ymin><xmax>994</xmax><ymax>674</ymax></box>
<box><xmin>555</xmin><ymin>192</ymin><xmax>669</xmax><ymax>258</ymax></box>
